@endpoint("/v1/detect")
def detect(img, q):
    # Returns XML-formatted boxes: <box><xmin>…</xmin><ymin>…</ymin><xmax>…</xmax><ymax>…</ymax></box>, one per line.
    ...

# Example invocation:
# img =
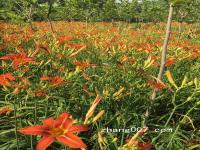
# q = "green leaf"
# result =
<box><xmin>169</xmin><ymin>0</ymin><xmax>190</xmax><ymax>5</ymax></box>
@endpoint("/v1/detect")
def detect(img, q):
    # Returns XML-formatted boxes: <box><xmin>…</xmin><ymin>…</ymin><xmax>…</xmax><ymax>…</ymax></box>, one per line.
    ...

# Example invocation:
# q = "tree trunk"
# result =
<box><xmin>178</xmin><ymin>21</ymin><xmax>182</xmax><ymax>41</ymax></box>
<box><xmin>47</xmin><ymin>1</ymin><xmax>55</xmax><ymax>33</ymax></box>
<box><xmin>86</xmin><ymin>16</ymin><xmax>88</xmax><ymax>30</ymax></box>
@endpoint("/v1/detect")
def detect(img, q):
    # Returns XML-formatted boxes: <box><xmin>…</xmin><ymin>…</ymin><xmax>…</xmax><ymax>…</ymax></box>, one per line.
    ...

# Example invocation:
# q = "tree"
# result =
<box><xmin>1</xmin><ymin>0</ymin><xmax>200</xmax><ymax>23</ymax></box>
<box><xmin>102</xmin><ymin>0</ymin><xmax>118</xmax><ymax>21</ymax></box>
<box><xmin>38</xmin><ymin>0</ymin><xmax>56</xmax><ymax>33</ymax></box>
<box><xmin>118</xmin><ymin>0</ymin><xmax>137</xmax><ymax>22</ymax></box>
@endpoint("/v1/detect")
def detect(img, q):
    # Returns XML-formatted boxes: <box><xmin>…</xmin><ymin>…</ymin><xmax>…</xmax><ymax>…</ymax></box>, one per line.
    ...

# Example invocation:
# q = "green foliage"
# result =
<box><xmin>0</xmin><ymin>0</ymin><xmax>200</xmax><ymax>23</ymax></box>
<box><xmin>169</xmin><ymin>0</ymin><xmax>190</xmax><ymax>5</ymax></box>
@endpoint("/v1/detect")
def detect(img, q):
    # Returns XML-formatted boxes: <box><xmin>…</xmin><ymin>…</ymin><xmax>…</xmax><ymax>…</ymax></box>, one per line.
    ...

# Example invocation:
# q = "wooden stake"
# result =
<box><xmin>144</xmin><ymin>3</ymin><xmax>174</xmax><ymax>125</ymax></box>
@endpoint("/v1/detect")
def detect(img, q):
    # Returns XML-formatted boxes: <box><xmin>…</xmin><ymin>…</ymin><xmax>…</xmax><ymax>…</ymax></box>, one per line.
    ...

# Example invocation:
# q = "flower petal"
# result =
<box><xmin>68</xmin><ymin>125</ymin><xmax>89</xmax><ymax>133</ymax></box>
<box><xmin>43</xmin><ymin>118</ymin><xmax>55</xmax><ymax>128</ymax></box>
<box><xmin>138</xmin><ymin>142</ymin><xmax>152</xmax><ymax>150</ymax></box>
<box><xmin>17</xmin><ymin>125</ymin><xmax>49</xmax><ymax>136</ymax></box>
<box><xmin>12</xmin><ymin>60</ymin><xmax>21</xmax><ymax>68</ymax></box>
<box><xmin>54</xmin><ymin>112</ymin><xmax>70</xmax><ymax>127</ymax></box>
<box><xmin>40</xmin><ymin>76</ymin><xmax>51</xmax><ymax>81</ymax></box>
<box><xmin>0</xmin><ymin>54</ymin><xmax>14</xmax><ymax>60</ymax></box>
<box><xmin>36</xmin><ymin>136</ymin><xmax>55</xmax><ymax>150</ymax></box>
<box><xmin>4</xmin><ymin>73</ymin><xmax>15</xmax><ymax>80</ymax></box>
<box><xmin>56</xmin><ymin>133</ymin><xmax>87</xmax><ymax>148</ymax></box>
<box><xmin>62</xmin><ymin>118</ymin><xmax>73</xmax><ymax>129</ymax></box>
<box><xmin>24</xmin><ymin>58</ymin><xmax>34</xmax><ymax>63</ymax></box>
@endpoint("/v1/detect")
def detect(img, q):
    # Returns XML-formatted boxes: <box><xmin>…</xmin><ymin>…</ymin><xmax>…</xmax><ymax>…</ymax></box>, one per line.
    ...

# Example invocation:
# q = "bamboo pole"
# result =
<box><xmin>144</xmin><ymin>3</ymin><xmax>174</xmax><ymax>126</ymax></box>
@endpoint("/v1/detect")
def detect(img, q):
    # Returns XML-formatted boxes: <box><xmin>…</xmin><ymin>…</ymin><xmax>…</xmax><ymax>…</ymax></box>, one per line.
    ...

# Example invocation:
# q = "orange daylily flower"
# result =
<box><xmin>147</xmin><ymin>80</ymin><xmax>166</xmax><ymax>91</ymax></box>
<box><xmin>18</xmin><ymin>112</ymin><xmax>89</xmax><ymax>150</ymax></box>
<box><xmin>0</xmin><ymin>106</ymin><xmax>13</xmax><ymax>115</ymax></box>
<box><xmin>118</xmin><ymin>41</ymin><xmax>127</xmax><ymax>47</ymax></box>
<box><xmin>152</xmin><ymin>61</ymin><xmax>160</xmax><ymax>67</ymax></box>
<box><xmin>0</xmin><ymin>44</ymin><xmax>6</xmax><ymax>50</ymax></box>
<box><xmin>125</xmin><ymin>141</ymin><xmax>152</xmax><ymax>150</ymax></box>
<box><xmin>12</xmin><ymin>77</ymin><xmax>31</xmax><ymax>95</ymax></box>
<box><xmin>165</xmin><ymin>58</ymin><xmax>175</xmax><ymax>67</ymax></box>
<box><xmin>66</xmin><ymin>42</ymin><xmax>86</xmax><ymax>50</ymax></box>
<box><xmin>152</xmin><ymin>58</ymin><xmax>175</xmax><ymax>67</ymax></box>
<box><xmin>73</xmin><ymin>61</ymin><xmax>96</xmax><ymax>69</ymax></box>
<box><xmin>191</xmin><ymin>52</ymin><xmax>200</xmax><ymax>58</ymax></box>
<box><xmin>0</xmin><ymin>73</ymin><xmax>15</xmax><ymax>86</ymax></box>
<box><xmin>190</xmin><ymin>45</ymin><xmax>200</xmax><ymax>50</ymax></box>
<box><xmin>34</xmin><ymin>90</ymin><xmax>48</xmax><ymax>97</ymax></box>
<box><xmin>57</xmin><ymin>35</ymin><xmax>72</xmax><ymax>43</ymax></box>
<box><xmin>40</xmin><ymin>76</ymin><xmax>64</xmax><ymax>87</ymax></box>
<box><xmin>137</xmin><ymin>142</ymin><xmax>153</xmax><ymax>150</ymax></box>
<box><xmin>139</xmin><ymin>43</ymin><xmax>154</xmax><ymax>52</ymax></box>
<box><xmin>0</xmin><ymin>52</ymin><xmax>35</xmax><ymax>68</ymax></box>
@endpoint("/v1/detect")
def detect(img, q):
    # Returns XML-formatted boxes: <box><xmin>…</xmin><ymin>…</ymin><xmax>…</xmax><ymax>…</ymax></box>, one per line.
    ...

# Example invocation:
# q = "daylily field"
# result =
<box><xmin>0</xmin><ymin>21</ymin><xmax>200</xmax><ymax>150</ymax></box>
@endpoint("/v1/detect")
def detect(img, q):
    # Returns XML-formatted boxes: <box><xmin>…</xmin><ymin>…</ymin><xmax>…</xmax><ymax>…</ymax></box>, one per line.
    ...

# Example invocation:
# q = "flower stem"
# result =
<box><xmin>14</xmin><ymin>98</ymin><xmax>19</xmax><ymax>150</ymax></box>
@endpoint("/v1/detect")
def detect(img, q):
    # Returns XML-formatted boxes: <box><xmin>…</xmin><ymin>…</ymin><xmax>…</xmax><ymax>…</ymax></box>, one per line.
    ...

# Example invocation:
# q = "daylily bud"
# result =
<box><xmin>92</xmin><ymin>110</ymin><xmax>105</xmax><ymax>123</ymax></box>
<box><xmin>84</xmin><ymin>95</ymin><xmax>102</xmax><ymax>124</ymax></box>
<box><xmin>166</xmin><ymin>70</ymin><xmax>178</xmax><ymax>89</ymax></box>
